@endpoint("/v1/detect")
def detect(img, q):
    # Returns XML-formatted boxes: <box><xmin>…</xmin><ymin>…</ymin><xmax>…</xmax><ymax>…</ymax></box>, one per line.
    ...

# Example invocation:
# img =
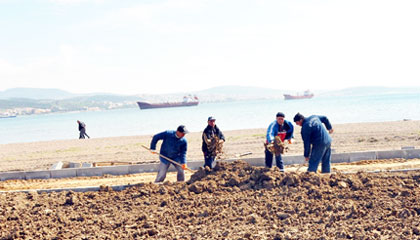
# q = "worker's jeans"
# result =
<box><xmin>204</xmin><ymin>154</ymin><xmax>216</xmax><ymax>169</ymax></box>
<box><xmin>155</xmin><ymin>162</ymin><xmax>185</xmax><ymax>183</ymax></box>
<box><xmin>308</xmin><ymin>143</ymin><xmax>331</xmax><ymax>173</ymax></box>
<box><xmin>265</xmin><ymin>149</ymin><xmax>284</xmax><ymax>171</ymax></box>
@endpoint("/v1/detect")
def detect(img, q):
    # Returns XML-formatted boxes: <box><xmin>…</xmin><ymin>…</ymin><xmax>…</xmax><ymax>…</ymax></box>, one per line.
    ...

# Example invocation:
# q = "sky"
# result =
<box><xmin>0</xmin><ymin>0</ymin><xmax>419</xmax><ymax>95</ymax></box>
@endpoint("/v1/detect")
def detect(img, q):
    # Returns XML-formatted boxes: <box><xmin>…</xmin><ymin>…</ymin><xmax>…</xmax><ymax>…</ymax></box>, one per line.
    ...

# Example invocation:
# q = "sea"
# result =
<box><xmin>0</xmin><ymin>93</ymin><xmax>419</xmax><ymax>145</ymax></box>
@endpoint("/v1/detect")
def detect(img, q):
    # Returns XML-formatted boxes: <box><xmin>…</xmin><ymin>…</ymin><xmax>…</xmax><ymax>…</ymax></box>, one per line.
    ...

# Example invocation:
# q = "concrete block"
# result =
<box><xmin>349</xmin><ymin>151</ymin><xmax>377</xmax><ymax>162</ymax></box>
<box><xmin>25</xmin><ymin>170</ymin><xmax>51</xmax><ymax>180</ymax></box>
<box><xmin>404</xmin><ymin>149</ymin><xmax>420</xmax><ymax>159</ymax></box>
<box><xmin>188</xmin><ymin>161</ymin><xmax>204</xmax><ymax>170</ymax></box>
<box><xmin>377</xmin><ymin>150</ymin><xmax>404</xmax><ymax>159</ymax></box>
<box><xmin>401</xmin><ymin>146</ymin><xmax>415</xmax><ymax>150</ymax></box>
<box><xmin>50</xmin><ymin>161</ymin><xmax>63</xmax><ymax>170</ymax></box>
<box><xmin>0</xmin><ymin>171</ymin><xmax>26</xmax><ymax>181</ymax></box>
<box><xmin>102</xmin><ymin>165</ymin><xmax>130</xmax><ymax>176</ymax></box>
<box><xmin>69</xmin><ymin>162</ymin><xmax>82</xmax><ymax>168</ymax></box>
<box><xmin>76</xmin><ymin>167</ymin><xmax>103</xmax><ymax>177</ymax></box>
<box><xmin>331</xmin><ymin>153</ymin><xmax>351</xmax><ymax>163</ymax></box>
<box><xmin>82</xmin><ymin>162</ymin><xmax>93</xmax><ymax>168</ymax></box>
<box><xmin>283</xmin><ymin>155</ymin><xmax>305</xmax><ymax>165</ymax></box>
<box><xmin>129</xmin><ymin>163</ymin><xmax>160</xmax><ymax>174</ymax></box>
<box><xmin>50</xmin><ymin>169</ymin><xmax>77</xmax><ymax>179</ymax></box>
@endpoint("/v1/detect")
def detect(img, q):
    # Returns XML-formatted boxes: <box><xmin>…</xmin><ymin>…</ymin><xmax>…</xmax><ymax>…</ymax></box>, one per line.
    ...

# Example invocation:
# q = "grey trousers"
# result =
<box><xmin>155</xmin><ymin>162</ymin><xmax>185</xmax><ymax>183</ymax></box>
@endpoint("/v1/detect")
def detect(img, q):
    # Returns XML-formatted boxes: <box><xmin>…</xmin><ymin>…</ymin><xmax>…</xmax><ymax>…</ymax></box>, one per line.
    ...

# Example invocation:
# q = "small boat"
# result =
<box><xmin>0</xmin><ymin>114</ymin><xmax>17</xmax><ymax>119</ymax></box>
<box><xmin>137</xmin><ymin>95</ymin><xmax>199</xmax><ymax>109</ymax></box>
<box><xmin>284</xmin><ymin>90</ymin><xmax>314</xmax><ymax>100</ymax></box>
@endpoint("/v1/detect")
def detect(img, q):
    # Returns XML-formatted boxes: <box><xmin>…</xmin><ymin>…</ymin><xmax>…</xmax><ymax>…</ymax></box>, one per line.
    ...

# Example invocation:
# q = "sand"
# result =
<box><xmin>0</xmin><ymin>120</ymin><xmax>419</xmax><ymax>172</ymax></box>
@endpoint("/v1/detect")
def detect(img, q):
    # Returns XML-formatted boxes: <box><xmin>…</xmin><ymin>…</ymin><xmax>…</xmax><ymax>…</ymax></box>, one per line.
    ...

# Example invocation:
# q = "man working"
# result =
<box><xmin>150</xmin><ymin>125</ymin><xmax>188</xmax><ymax>183</ymax></box>
<box><xmin>202</xmin><ymin>116</ymin><xmax>225</xmax><ymax>169</ymax></box>
<box><xmin>293</xmin><ymin>113</ymin><xmax>334</xmax><ymax>173</ymax></box>
<box><xmin>77</xmin><ymin>120</ymin><xmax>90</xmax><ymax>139</ymax></box>
<box><xmin>265</xmin><ymin>112</ymin><xmax>294</xmax><ymax>171</ymax></box>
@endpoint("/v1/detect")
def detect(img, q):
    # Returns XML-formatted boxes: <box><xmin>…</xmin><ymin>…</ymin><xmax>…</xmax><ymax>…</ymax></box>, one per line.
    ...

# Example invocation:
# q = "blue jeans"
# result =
<box><xmin>265</xmin><ymin>149</ymin><xmax>284</xmax><ymax>171</ymax></box>
<box><xmin>204</xmin><ymin>155</ymin><xmax>216</xmax><ymax>169</ymax></box>
<box><xmin>308</xmin><ymin>143</ymin><xmax>331</xmax><ymax>173</ymax></box>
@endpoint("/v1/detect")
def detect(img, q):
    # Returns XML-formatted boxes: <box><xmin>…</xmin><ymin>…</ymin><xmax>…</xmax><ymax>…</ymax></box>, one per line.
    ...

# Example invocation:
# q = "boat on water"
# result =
<box><xmin>137</xmin><ymin>95</ymin><xmax>199</xmax><ymax>109</ymax></box>
<box><xmin>0</xmin><ymin>114</ymin><xmax>17</xmax><ymax>119</ymax></box>
<box><xmin>284</xmin><ymin>90</ymin><xmax>314</xmax><ymax>100</ymax></box>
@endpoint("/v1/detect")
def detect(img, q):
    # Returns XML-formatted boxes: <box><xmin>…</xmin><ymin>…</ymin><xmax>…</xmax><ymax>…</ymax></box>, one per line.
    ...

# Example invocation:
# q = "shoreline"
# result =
<box><xmin>0</xmin><ymin>120</ymin><xmax>419</xmax><ymax>172</ymax></box>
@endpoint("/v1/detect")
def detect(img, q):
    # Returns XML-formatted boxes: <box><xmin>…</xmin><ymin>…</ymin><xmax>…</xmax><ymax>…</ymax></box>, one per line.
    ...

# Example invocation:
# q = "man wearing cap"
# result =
<box><xmin>150</xmin><ymin>125</ymin><xmax>189</xmax><ymax>182</ymax></box>
<box><xmin>202</xmin><ymin>116</ymin><xmax>225</xmax><ymax>169</ymax></box>
<box><xmin>293</xmin><ymin>113</ymin><xmax>334</xmax><ymax>173</ymax></box>
<box><xmin>265</xmin><ymin>112</ymin><xmax>294</xmax><ymax>171</ymax></box>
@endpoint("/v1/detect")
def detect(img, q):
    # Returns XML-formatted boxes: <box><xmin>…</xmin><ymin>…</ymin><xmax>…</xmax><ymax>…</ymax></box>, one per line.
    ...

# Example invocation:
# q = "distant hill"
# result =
<box><xmin>0</xmin><ymin>88</ymin><xmax>77</xmax><ymax>100</ymax></box>
<box><xmin>193</xmin><ymin>85</ymin><xmax>285</xmax><ymax>102</ymax></box>
<box><xmin>319</xmin><ymin>86</ymin><xmax>420</xmax><ymax>97</ymax></box>
<box><xmin>0</xmin><ymin>88</ymin><xmax>140</xmax><ymax>115</ymax></box>
<box><xmin>197</xmin><ymin>85</ymin><xmax>284</xmax><ymax>96</ymax></box>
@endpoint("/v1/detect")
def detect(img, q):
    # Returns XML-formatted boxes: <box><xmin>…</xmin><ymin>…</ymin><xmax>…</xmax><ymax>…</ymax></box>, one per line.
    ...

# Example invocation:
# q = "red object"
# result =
<box><xmin>277</xmin><ymin>132</ymin><xmax>286</xmax><ymax>142</ymax></box>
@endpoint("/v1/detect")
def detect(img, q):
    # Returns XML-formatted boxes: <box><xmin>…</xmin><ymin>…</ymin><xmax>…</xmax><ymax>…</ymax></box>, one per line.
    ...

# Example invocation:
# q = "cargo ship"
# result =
<box><xmin>283</xmin><ymin>90</ymin><xmax>314</xmax><ymax>100</ymax></box>
<box><xmin>137</xmin><ymin>95</ymin><xmax>199</xmax><ymax>109</ymax></box>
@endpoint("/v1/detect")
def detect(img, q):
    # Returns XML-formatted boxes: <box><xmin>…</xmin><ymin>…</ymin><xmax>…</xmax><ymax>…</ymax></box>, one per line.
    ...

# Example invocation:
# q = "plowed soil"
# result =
<box><xmin>1</xmin><ymin>160</ymin><xmax>420</xmax><ymax>239</ymax></box>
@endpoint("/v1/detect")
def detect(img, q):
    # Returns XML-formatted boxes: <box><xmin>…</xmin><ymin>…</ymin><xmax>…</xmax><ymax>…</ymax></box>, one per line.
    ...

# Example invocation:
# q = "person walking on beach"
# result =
<box><xmin>202</xmin><ymin>116</ymin><xmax>225</xmax><ymax>169</ymax></box>
<box><xmin>293</xmin><ymin>113</ymin><xmax>334</xmax><ymax>173</ymax></box>
<box><xmin>150</xmin><ymin>125</ymin><xmax>189</xmax><ymax>183</ymax></box>
<box><xmin>77</xmin><ymin>120</ymin><xmax>90</xmax><ymax>139</ymax></box>
<box><xmin>265</xmin><ymin>112</ymin><xmax>294</xmax><ymax>171</ymax></box>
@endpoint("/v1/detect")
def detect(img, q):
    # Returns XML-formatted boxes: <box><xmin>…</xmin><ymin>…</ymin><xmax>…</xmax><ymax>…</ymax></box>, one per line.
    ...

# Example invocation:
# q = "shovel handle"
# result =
<box><xmin>141</xmin><ymin>145</ymin><xmax>194</xmax><ymax>172</ymax></box>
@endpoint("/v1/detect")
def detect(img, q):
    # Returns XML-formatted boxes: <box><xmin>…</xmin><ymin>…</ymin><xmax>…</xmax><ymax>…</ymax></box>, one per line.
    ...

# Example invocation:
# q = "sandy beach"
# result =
<box><xmin>0</xmin><ymin>120</ymin><xmax>419</xmax><ymax>172</ymax></box>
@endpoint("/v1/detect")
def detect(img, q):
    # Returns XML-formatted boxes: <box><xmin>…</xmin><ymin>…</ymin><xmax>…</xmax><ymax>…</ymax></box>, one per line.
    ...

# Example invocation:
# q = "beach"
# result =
<box><xmin>0</xmin><ymin>120</ymin><xmax>419</xmax><ymax>172</ymax></box>
<box><xmin>1</xmin><ymin>120</ymin><xmax>420</xmax><ymax>239</ymax></box>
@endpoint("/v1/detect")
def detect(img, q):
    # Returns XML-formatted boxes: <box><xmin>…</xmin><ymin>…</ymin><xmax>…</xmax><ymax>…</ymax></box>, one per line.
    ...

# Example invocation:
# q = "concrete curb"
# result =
<box><xmin>1</xmin><ymin>149</ymin><xmax>419</xmax><ymax>182</ymax></box>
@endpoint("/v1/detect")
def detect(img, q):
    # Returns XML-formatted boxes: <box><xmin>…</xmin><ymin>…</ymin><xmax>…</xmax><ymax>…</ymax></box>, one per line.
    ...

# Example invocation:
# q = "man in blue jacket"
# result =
<box><xmin>150</xmin><ymin>125</ymin><xmax>188</xmax><ymax>183</ymax></box>
<box><xmin>265</xmin><ymin>112</ymin><xmax>294</xmax><ymax>171</ymax></box>
<box><xmin>293</xmin><ymin>113</ymin><xmax>334</xmax><ymax>173</ymax></box>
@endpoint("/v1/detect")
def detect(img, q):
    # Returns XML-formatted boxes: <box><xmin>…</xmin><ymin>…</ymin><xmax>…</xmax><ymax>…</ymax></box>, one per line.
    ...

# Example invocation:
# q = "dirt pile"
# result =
<box><xmin>1</xmin><ymin>160</ymin><xmax>420</xmax><ymax>239</ymax></box>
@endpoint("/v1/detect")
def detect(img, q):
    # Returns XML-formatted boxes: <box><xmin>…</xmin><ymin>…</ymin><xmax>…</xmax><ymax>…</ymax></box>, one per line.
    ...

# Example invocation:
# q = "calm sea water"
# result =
<box><xmin>1</xmin><ymin>93</ymin><xmax>419</xmax><ymax>144</ymax></box>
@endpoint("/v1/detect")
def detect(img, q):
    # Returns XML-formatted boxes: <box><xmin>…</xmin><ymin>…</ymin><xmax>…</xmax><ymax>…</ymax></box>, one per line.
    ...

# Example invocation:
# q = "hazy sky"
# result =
<box><xmin>1</xmin><ymin>0</ymin><xmax>419</xmax><ymax>95</ymax></box>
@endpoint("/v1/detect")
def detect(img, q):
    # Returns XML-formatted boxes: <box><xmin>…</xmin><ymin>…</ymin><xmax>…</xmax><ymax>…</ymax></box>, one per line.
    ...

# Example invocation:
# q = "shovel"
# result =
<box><xmin>141</xmin><ymin>145</ymin><xmax>194</xmax><ymax>172</ymax></box>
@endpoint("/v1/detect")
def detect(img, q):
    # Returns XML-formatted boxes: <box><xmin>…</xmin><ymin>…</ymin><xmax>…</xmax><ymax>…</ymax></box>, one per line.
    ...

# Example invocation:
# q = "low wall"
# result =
<box><xmin>1</xmin><ymin>149</ymin><xmax>419</xmax><ymax>181</ymax></box>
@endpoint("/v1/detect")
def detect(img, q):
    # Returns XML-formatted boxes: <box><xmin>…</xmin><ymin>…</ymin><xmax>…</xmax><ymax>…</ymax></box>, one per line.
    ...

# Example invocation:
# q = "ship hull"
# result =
<box><xmin>283</xmin><ymin>94</ymin><xmax>314</xmax><ymax>100</ymax></box>
<box><xmin>137</xmin><ymin>101</ymin><xmax>199</xmax><ymax>109</ymax></box>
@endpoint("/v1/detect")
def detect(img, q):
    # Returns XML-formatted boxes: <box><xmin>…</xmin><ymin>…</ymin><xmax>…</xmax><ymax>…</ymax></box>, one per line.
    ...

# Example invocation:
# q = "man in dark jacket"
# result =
<box><xmin>77</xmin><ymin>120</ymin><xmax>90</xmax><ymax>139</ymax></box>
<box><xmin>265</xmin><ymin>112</ymin><xmax>294</xmax><ymax>171</ymax></box>
<box><xmin>150</xmin><ymin>125</ymin><xmax>188</xmax><ymax>183</ymax></box>
<box><xmin>293</xmin><ymin>113</ymin><xmax>334</xmax><ymax>173</ymax></box>
<box><xmin>202</xmin><ymin>116</ymin><xmax>225</xmax><ymax>169</ymax></box>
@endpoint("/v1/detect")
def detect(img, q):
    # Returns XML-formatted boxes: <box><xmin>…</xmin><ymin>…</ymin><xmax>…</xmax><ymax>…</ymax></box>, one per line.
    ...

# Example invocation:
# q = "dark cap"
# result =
<box><xmin>276</xmin><ymin>112</ymin><xmax>285</xmax><ymax>118</ymax></box>
<box><xmin>293</xmin><ymin>113</ymin><xmax>304</xmax><ymax>122</ymax></box>
<box><xmin>177</xmin><ymin>125</ymin><xmax>189</xmax><ymax>134</ymax></box>
<box><xmin>208</xmin><ymin>116</ymin><xmax>216</xmax><ymax>121</ymax></box>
